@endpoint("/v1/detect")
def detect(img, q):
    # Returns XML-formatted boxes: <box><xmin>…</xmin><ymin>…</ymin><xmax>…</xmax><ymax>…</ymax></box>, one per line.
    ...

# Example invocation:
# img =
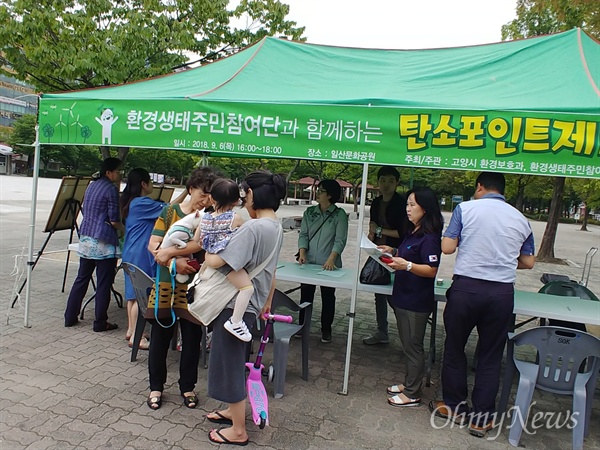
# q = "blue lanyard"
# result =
<box><xmin>154</xmin><ymin>259</ymin><xmax>177</xmax><ymax>328</ymax></box>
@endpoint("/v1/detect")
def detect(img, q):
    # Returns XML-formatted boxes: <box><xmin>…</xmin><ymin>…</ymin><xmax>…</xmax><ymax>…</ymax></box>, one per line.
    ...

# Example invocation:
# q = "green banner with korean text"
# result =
<box><xmin>39</xmin><ymin>99</ymin><xmax>600</xmax><ymax>178</ymax></box>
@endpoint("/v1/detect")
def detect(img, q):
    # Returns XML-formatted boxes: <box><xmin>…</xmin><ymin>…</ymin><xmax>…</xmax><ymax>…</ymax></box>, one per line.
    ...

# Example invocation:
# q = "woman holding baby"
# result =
<box><xmin>145</xmin><ymin>166</ymin><xmax>221</xmax><ymax>411</ymax></box>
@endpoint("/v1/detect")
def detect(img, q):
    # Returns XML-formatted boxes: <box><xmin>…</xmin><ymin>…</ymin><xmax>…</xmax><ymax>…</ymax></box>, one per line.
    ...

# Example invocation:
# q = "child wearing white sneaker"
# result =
<box><xmin>196</xmin><ymin>178</ymin><xmax>253</xmax><ymax>342</ymax></box>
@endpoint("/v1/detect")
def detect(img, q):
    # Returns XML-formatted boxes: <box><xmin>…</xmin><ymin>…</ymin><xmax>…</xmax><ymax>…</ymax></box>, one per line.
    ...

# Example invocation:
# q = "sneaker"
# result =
<box><xmin>363</xmin><ymin>332</ymin><xmax>389</xmax><ymax>345</ymax></box>
<box><xmin>224</xmin><ymin>319</ymin><xmax>252</xmax><ymax>342</ymax></box>
<box><xmin>321</xmin><ymin>331</ymin><xmax>332</xmax><ymax>343</ymax></box>
<box><xmin>469</xmin><ymin>421</ymin><xmax>494</xmax><ymax>437</ymax></box>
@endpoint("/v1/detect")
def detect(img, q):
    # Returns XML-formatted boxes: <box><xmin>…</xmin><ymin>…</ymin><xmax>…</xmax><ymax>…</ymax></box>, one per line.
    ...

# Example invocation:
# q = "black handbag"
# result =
<box><xmin>359</xmin><ymin>258</ymin><xmax>391</xmax><ymax>285</ymax></box>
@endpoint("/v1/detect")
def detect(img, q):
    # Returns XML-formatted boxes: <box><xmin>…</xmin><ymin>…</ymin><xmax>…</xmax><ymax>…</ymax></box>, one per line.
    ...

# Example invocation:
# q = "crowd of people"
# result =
<box><xmin>63</xmin><ymin>159</ymin><xmax>535</xmax><ymax>442</ymax></box>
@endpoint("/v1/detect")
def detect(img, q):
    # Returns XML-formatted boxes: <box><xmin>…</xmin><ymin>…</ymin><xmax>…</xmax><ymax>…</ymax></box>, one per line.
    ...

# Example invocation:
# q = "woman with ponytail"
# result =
<box><xmin>120</xmin><ymin>168</ymin><xmax>186</xmax><ymax>348</ymax></box>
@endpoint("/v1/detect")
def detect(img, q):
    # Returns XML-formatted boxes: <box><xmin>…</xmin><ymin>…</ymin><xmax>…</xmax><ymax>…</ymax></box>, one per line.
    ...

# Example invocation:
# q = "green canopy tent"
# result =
<box><xmin>39</xmin><ymin>28</ymin><xmax>599</xmax><ymax>176</ymax></box>
<box><xmin>25</xmin><ymin>29</ymin><xmax>599</xmax><ymax>393</ymax></box>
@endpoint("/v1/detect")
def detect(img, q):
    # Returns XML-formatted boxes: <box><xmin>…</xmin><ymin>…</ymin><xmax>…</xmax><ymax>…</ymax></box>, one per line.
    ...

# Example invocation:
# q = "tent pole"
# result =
<box><xmin>340</xmin><ymin>162</ymin><xmax>369</xmax><ymax>395</ymax></box>
<box><xmin>24</xmin><ymin>124</ymin><xmax>41</xmax><ymax>328</ymax></box>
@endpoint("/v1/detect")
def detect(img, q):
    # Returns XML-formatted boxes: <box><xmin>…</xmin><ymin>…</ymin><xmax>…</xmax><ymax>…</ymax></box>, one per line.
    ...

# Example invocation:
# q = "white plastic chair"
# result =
<box><xmin>506</xmin><ymin>326</ymin><xmax>600</xmax><ymax>450</ymax></box>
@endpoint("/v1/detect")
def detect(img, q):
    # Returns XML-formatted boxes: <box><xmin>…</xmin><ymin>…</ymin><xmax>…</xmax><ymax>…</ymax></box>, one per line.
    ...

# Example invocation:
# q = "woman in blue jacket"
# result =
<box><xmin>120</xmin><ymin>168</ymin><xmax>186</xmax><ymax>348</ymax></box>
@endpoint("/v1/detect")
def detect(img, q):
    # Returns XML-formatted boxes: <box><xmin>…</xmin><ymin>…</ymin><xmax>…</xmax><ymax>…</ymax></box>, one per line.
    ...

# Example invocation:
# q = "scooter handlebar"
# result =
<box><xmin>263</xmin><ymin>313</ymin><xmax>293</xmax><ymax>323</ymax></box>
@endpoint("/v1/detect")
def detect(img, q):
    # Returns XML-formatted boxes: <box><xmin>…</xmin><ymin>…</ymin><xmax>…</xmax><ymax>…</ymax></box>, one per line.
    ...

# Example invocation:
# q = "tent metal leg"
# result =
<box><xmin>340</xmin><ymin>163</ymin><xmax>369</xmax><ymax>395</ymax></box>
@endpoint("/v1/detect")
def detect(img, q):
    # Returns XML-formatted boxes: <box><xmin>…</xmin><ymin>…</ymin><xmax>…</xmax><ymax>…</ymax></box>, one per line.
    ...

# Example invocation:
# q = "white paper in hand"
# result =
<box><xmin>360</xmin><ymin>233</ymin><xmax>395</xmax><ymax>272</ymax></box>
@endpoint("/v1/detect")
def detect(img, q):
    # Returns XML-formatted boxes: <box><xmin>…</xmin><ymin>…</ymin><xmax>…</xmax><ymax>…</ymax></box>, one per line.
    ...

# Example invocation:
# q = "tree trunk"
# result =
<box><xmin>515</xmin><ymin>187</ymin><xmax>525</xmax><ymax>212</ymax></box>
<box><xmin>537</xmin><ymin>177</ymin><xmax>565</xmax><ymax>262</ymax></box>
<box><xmin>580</xmin><ymin>205</ymin><xmax>589</xmax><ymax>231</ymax></box>
<box><xmin>514</xmin><ymin>176</ymin><xmax>526</xmax><ymax>212</ymax></box>
<box><xmin>117</xmin><ymin>147</ymin><xmax>129</xmax><ymax>165</ymax></box>
<box><xmin>284</xmin><ymin>160</ymin><xmax>300</xmax><ymax>202</ymax></box>
<box><xmin>99</xmin><ymin>146</ymin><xmax>129</xmax><ymax>163</ymax></box>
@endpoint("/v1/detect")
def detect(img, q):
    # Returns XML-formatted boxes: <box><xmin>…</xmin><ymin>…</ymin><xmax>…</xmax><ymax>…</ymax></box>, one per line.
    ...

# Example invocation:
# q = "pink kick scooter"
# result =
<box><xmin>246</xmin><ymin>313</ymin><xmax>292</xmax><ymax>429</ymax></box>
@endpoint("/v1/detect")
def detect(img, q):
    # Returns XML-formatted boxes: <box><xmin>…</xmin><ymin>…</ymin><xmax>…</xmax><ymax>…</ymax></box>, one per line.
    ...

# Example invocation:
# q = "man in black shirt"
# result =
<box><xmin>363</xmin><ymin>167</ymin><xmax>408</xmax><ymax>345</ymax></box>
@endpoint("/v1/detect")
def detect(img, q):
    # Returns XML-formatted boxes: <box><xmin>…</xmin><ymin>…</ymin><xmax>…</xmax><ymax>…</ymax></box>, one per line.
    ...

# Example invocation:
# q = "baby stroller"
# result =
<box><xmin>539</xmin><ymin>247</ymin><xmax>598</xmax><ymax>332</ymax></box>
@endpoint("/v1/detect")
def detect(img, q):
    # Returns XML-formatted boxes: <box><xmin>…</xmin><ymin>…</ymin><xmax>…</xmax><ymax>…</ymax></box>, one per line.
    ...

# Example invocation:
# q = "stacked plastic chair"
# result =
<box><xmin>505</xmin><ymin>326</ymin><xmax>600</xmax><ymax>450</ymax></box>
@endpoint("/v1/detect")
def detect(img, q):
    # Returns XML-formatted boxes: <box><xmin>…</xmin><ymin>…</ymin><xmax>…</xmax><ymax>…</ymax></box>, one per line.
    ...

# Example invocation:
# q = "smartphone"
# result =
<box><xmin>187</xmin><ymin>259</ymin><xmax>200</xmax><ymax>271</ymax></box>
<box><xmin>379</xmin><ymin>254</ymin><xmax>393</xmax><ymax>264</ymax></box>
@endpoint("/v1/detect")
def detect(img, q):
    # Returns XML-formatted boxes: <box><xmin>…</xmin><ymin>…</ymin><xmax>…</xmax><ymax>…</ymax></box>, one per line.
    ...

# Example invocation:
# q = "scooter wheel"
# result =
<box><xmin>259</xmin><ymin>417</ymin><xmax>266</xmax><ymax>429</ymax></box>
<box><xmin>267</xmin><ymin>365</ymin><xmax>274</xmax><ymax>383</ymax></box>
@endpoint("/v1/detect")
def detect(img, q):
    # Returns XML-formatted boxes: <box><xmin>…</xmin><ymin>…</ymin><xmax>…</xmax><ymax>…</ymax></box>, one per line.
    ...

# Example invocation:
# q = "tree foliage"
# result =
<box><xmin>502</xmin><ymin>0</ymin><xmax>599</xmax><ymax>40</ymax></box>
<box><xmin>567</xmin><ymin>178</ymin><xmax>600</xmax><ymax>231</ymax></box>
<box><xmin>1</xmin><ymin>0</ymin><xmax>304</xmax><ymax>165</ymax></box>
<box><xmin>126</xmin><ymin>148</ymin><xmax>198</xmax><ymax>184</ymax></box>
<box><xmin>7</xmin><ymin>114</ymin><xmax>36</xmax><ymax>153</ymax></box>
<box><xmin>0</xmin><ymin>0</ymin><xmax>305</xmax><ymax>92</ymax></box>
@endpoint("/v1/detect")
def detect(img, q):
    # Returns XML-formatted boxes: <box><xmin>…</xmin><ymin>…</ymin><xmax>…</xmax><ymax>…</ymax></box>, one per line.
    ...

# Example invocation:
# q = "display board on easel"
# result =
<box><xmin>13</xmin><ymin>176</ymin><xmax>93</xmax><ymax>307</ymax></box>
<box><xmin>44</xmin><ymin>176</ymin><xmax>93</xmax><ymax>233</ymax></box>
<box><xmin>149</xmin><ymin>185</ymin><xmax>175</xmax><ymax>203</ymax></box>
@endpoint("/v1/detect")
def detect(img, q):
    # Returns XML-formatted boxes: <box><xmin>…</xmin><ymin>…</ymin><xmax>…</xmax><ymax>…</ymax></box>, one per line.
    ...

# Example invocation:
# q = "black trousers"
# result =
<box><xmin>300</xmin><ymin>283</ymin><xmax>336</xmax><ymax>333</ymax></box>
<box><xmin>148</xmin><ymin>317</ymin><xmax>203</xmax><ymax>393</ymax></box>
<box><xmin>64</xmin><ymin>257</ymin><xmax>117</xmax><ymax>331</ymax></box>
<box><xmin>441</xmin><ymin>275</ymin><xmax>514</xmax><ymax>422</ymax></box>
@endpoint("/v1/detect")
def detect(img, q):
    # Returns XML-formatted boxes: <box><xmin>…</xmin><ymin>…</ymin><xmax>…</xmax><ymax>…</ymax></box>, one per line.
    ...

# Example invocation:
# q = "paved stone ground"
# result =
<box><xmin>1</xmin><ymin>175</ymin><xmax>599</xmax><ymax>449</ymax></box>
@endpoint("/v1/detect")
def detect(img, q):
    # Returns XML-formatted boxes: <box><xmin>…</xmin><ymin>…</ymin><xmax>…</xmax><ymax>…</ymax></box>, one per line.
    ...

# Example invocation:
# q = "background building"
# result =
<box><xmin>0</xmin><ymin>73</ymin><xmax>38</xmax><ymax>174</ymax></box>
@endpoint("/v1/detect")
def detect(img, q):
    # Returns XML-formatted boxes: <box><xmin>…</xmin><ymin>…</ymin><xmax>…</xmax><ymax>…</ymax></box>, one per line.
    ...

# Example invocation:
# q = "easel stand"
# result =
<box><xmin>11</xmin><ymin>197</ymin><xmax>82</xmax><ymax>308</ymax></box>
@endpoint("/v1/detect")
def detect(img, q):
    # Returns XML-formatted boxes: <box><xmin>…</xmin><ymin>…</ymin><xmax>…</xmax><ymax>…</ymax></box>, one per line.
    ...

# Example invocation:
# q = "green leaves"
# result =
<box><xmin>8</xmin><ymin>114</ymin><xmax>37</xmax><ymax>153</ymax></box>
<box><xmin>502</xmin><ymin>0</ymin><xmax>599</xmax><ymax>40</ymax></box>
<box><xmin>1</xmin><ymin>0</ymin><xmax>305</xmax><ymax>92</ymax></box>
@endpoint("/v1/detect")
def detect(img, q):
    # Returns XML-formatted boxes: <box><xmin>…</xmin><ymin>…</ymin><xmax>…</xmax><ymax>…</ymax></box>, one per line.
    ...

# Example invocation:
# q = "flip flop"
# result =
<box><xmin>386</xmin><ymin>384</ymin><xmax>405</xmax><ymax>395</ymax></box>
<box><xmin>206</xmin><ymin>411</ymin><xmax>233</xmax><ymax>425</ymax></box>
<box><xmin>387</xmin><ymin>394</ymin><xmax>421</xmax><ymax>407</ymax></box>
<box><xmin>208</xmin><ymin>429</ymin><xmax>249</xmax><ymax>446</ymax></box>
<box><xmin>128</xmin><ymin>337</ymin><xmax>150</xmax><ymax>350</ymax></box>
<box><xmin>126</xmin><ymin>332</ymin><xmax>150</xmax><ymax>341</ymax></box>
